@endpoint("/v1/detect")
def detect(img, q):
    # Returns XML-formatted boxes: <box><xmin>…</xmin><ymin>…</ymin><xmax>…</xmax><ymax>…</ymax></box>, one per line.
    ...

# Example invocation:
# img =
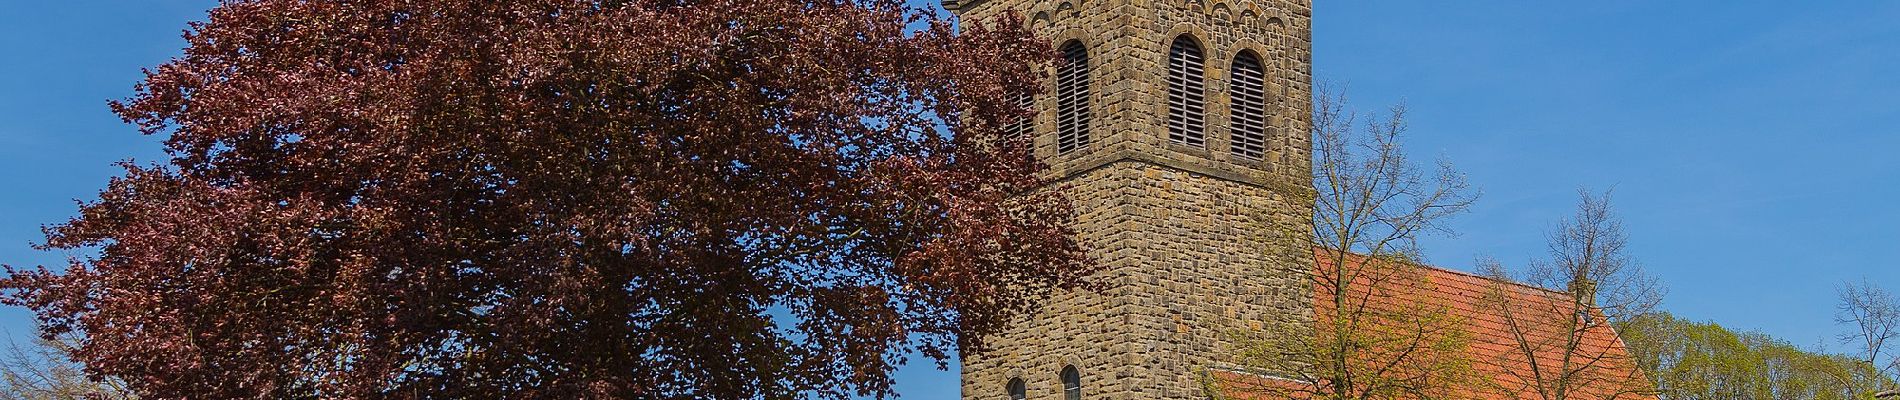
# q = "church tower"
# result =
<box><xmin>947</xmin><ymin>0</ymin><xmax>1317</xmax><ymax>398</ymax></box>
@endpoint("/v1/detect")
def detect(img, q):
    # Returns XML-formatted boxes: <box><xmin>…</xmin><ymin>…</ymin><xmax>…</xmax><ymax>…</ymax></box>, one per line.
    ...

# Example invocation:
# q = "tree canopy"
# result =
<box><xmin>0</xmin><ymin>0</ymin><xmax>1089</xmax><ymax>398</ymax></box>
<box><xmin>1619</xmin><ymin>312</ymin><xmax>1886</xmax><ymax>400</ymax></box>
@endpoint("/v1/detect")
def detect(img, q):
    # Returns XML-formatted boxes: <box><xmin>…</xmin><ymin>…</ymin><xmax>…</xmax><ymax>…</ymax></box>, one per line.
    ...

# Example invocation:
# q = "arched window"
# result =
<box><xmin>1007</xmin><ymin>377</ymin><xmax>1027</xmax><ymax>400</ymax></box>
<box><xmin>1061</xmin><ymin>365</ymin><xmax>1082</xmax><ymax>400</ymax></box>
<box><xmin>1229</xmin><ymin>50</ymin><xmax>1268</xmax><ymax>160</ymax></box>
<box><xmin>1055</xmin><ymin>40</ymin><xmax>1092</xmax><ymax>154</ymax></box>
<box><xmin>1167</xmin><ymin>35</ymin><xmax>1206</xmax><ymax>148</ymax></box>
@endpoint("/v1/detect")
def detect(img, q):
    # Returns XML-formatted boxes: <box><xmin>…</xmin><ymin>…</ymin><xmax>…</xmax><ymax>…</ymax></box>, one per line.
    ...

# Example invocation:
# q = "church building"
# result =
<box><xmin>942</xmin><ymin>0</ymin><xmax>1652</xmax><ymax>399</ymax></box>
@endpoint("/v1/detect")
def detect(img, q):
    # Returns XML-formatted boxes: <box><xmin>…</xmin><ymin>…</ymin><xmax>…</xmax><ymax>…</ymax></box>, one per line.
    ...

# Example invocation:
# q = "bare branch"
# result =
<box><xmin>1838</xmin><ymin>280</ymin><xmax>1900</xmax><ymax>392</ymax></box>
<box><xmin>1480</xmin><ymin>189</ymin><xmax>1663</xmax><ymax>400</ymax></box>
<box><xmin>1222</xmin><ymin>85</ymin><xmax>1480</xmax><ymax>400</ymax></box>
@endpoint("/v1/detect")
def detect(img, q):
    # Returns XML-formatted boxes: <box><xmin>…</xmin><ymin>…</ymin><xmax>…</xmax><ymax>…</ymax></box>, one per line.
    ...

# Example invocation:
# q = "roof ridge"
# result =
<box><xmin>1313</xmin><ymin>246</ymin><xmax>1571</xmax><ymax>299</ymax></box>
<box><xmin>1418</xmin><ymin>262</ymin><xmax>1568</xmax><ymax>298</ymax></box>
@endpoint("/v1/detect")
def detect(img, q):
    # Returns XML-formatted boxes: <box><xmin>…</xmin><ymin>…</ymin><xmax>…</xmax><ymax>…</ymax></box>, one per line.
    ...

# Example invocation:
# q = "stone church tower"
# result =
<box><xmin>947</xmin><ymin>0</ymin><xmax>1318</xmax><ymax>398</ymax></box>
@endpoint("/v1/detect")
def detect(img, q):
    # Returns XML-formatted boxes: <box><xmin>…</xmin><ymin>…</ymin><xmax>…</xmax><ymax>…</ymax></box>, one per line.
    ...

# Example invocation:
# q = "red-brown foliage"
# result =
<box><xmin>0</xmin><ymin>1</ymin><xmax>1088</xmax><ymax>398</ymax></box>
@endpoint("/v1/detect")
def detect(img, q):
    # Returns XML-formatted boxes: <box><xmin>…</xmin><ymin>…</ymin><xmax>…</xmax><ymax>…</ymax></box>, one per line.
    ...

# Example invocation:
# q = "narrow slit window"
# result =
<box><xmin>1167</xmin><ymin>35</ymin><xmax>1206</xmax><ymax>148</ymax></box>
<box><xmin>1056</xmin><ymin>40</ymin><xmax>1092</xmax><ymax>154</ymax></box>
<box><xmin>1229</xmin><ymin>50</ymin><xmax>1268</xmax><ymax>160</ymax></box>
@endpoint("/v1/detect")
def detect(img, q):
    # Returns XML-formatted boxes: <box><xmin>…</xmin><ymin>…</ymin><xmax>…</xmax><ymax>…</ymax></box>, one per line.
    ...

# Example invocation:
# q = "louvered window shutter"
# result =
<box><xmin>1167</xmin><ymin>36</ymin><xmax>1206</xmax><ymax>148</ymax></box>
<box><xmin>1229</xmin><ymin>51</ymin><xmax>1268</xmax><ymax>160</ymax></box>
<box><xmin>1004</xmin><ymin>91</ymin><xmax>1033</xmax><ymax>139</ymax></box>
<box><xmin>1056</xmin><ymin>41</ymin><xmax>1092</xmax><ymax>154</ymax></box>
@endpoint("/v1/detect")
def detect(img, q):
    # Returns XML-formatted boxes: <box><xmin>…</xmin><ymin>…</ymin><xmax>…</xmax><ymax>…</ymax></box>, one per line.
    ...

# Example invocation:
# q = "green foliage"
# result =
<box><xmin>1618</xmin><ymin>312</ymin><xmax>1890</xmax><ymax>400</ymax></box>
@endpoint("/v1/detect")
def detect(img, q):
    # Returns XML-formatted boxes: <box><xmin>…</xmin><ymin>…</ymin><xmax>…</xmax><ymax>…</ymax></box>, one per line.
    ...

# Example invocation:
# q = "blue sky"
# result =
<box><xmin>2</xmin><ymin>1</ymin><xmax>1898</xmax><ymax>399</ymax></box>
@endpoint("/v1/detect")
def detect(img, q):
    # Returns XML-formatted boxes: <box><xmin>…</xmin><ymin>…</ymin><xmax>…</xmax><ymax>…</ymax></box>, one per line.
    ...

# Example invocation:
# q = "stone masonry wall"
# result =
<box><xmin>953</xmin><ymin>0</ymin><xmax>1314</xmax><ymax>187</ymax></box>
<box><xmin>960</xmin><ymin>159</ymin><xmax>1314</xmax><ymax>400</ymax></box>
<box><xmin>954</xmin><ymin>0</ymin><xmax>1317</xmax><ymax>399</ymax></box>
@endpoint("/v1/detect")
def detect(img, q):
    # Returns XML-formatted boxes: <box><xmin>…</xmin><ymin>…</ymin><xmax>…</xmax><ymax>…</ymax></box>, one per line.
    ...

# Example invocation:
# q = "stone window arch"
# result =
<box><xmin>1060</xmin><ymin>365</ymin><xmax>1082</xmax><ymax>400</ymax></box>
<box><xmin>1167</xmin><ymin>34</ymin><xmax>1207</xmax><ymax>148</ymax></box>
<box><xmin>1006</xmin><ymin>377</ymin><xmax>1027</xmax><ymax>400</ymax></box>
<box><xmin>1229</xmin><ymin>49</ymin><xmax>1269</xmax><ymax>160</ymax></box>
<box><xmin>1055</xmin><ymin>39</ymin><xmax>1092</xmax><ymax>154</ymax></box>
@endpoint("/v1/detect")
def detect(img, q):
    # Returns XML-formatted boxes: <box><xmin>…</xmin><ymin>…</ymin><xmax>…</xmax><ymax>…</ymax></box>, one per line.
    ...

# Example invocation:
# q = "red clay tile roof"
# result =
<box><xmin>1214</xmin><ymin>249</ymin><xmax>1656</xmax><ymax>400</ymax></box>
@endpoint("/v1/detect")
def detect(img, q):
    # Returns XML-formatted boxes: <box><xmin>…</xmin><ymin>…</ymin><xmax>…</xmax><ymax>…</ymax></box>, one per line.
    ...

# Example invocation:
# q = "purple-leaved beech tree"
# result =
<box><xmin>1</xmin><ymin>1</ymin><xmax>1090</xmax><ymax>398</ymax></box>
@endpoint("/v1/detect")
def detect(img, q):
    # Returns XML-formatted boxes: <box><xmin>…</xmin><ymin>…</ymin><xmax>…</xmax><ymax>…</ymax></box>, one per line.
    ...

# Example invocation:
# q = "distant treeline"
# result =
<box><xmin>1618</xmin><ymin>312</ymin><xmax>1891</xmax><ymax>400</ymax></box>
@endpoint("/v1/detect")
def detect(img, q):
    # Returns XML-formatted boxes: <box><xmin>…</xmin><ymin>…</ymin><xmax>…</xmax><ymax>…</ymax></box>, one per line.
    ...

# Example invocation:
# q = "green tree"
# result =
<box><xmin>1618</xmin><ymin>312</ymin><xmax>1885</xmax><ymax>400</ymax></box>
